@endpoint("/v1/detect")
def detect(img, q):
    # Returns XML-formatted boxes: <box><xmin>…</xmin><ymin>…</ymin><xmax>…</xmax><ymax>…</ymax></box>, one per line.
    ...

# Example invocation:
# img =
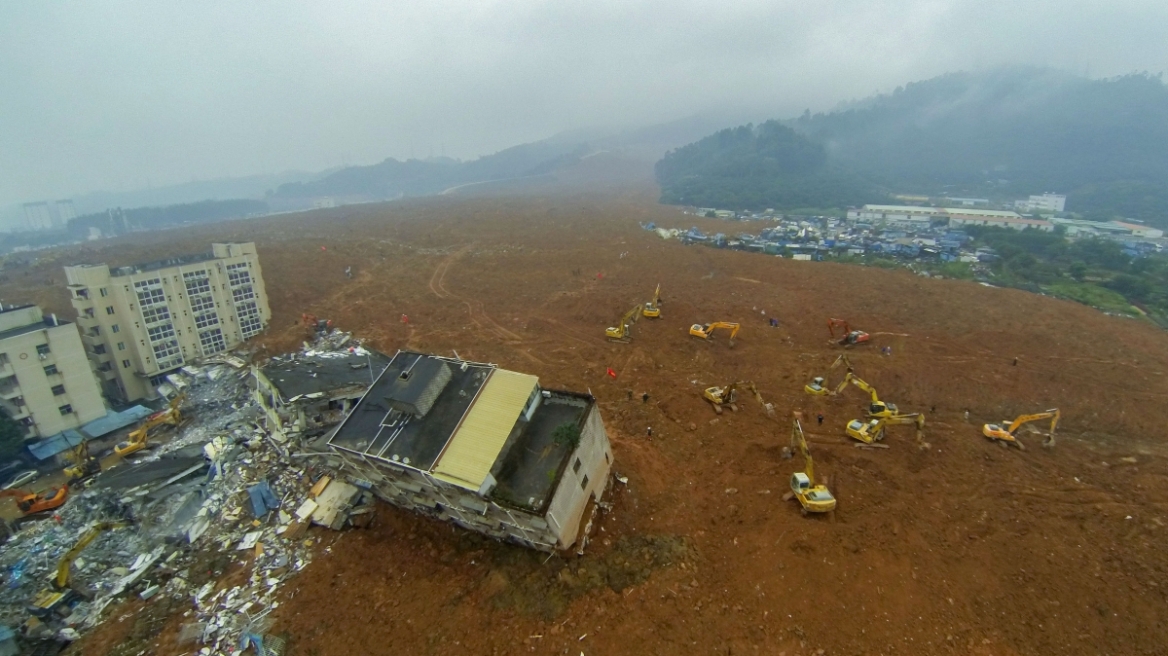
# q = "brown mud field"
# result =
<box><xmin>8</xmin><ymin>185</ymin><xmax>1168</xmax><ymax>655</ymax></box>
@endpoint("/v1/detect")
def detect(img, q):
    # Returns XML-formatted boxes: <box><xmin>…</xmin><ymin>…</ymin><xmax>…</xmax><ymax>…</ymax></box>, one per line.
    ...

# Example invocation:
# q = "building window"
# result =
<box><xmin>142</xmin><ymin>305</ymin><xmax>171</xmax><ymax>324</ymax></box>
<box><xmin>135</xmin><ymin>286</ymin><xmax>165</xmax><ymax>307</ymax></box>
<box><xmin>198</xmin><ymin>328</ymin><xmax>226</xmax><ymax>355</ymax></box>
<box><xmin>194</xmin><ymin>311</ymin><xmax>219</xmax><ymax>329</ymax></box>
<box><xmin>122</xmin><ymin>359</ymin><xmax>131</xmax><ymax>368</ymax></box>
<box><xmin>573</xmin><ymin>458</ymin><xmax>582</xmax><ymax>474</ymax></box>
<box><xmin>105</xmin><ymin>306</ymin><xmax>115</xmax><ymax>315</ymax></box>
<box><xmin>36</xmin><ymin>344</ymin><xmax>51</xmax><ymax>358</ymax></box>
<box><xmin>58</xmin><ymin>404</ymin><xmax>73</xmax><ymax>415</ymax></box>
<box><xmin>147</xmin><ymin>323</ymin><xmax>176</xmax><ymax>342</ymax></box>
<box><xmin>117</xmin><ymin>342</ymin><xmax>125</xmax><ymax>351</ymax></box>
<box><xmin>43</xmin><ymin>364</ymin><xmax>58</xmax><ymax>376</ymax></box>
<box><xmin>190</xmin><ymin>295</ymin><xmax>216</xmax><ymax>313</ymax></box>
<box><xmin>51</xmin><ymin>384</ymin><xmax>66</xmax><ymax>396</ymax></box>
<box><xmin>99</xmin><ymin>287</ymin><xmax>108</xmax><ymax>297</ymax></box>
<box><xmin>0</xmin><ymin>353</ymin><xmax>8</xmax><ymax>365</ymax></box>
<box><xmin>111</xmin><ymin>324</ymin><xmax>120</xmax><ymax>333</ymax></box>
<box><xmin>580</xmin><ymin>475</ymin><xmax>589</xmax><ymax>490</ymax></box>
<box><xmin>93</xmin><ymin>344</ymin><xmax>107</xmax><ymax>355</ymax></box>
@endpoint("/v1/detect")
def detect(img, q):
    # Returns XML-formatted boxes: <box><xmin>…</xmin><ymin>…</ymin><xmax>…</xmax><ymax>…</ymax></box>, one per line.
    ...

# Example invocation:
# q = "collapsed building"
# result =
<box><xmin>253</xmin><ymin>349</ymin><xmax>391</xmax><ymax>439</ymax></box>
<box><xmin>328</xmin><ymin>351</ymin><xmax>613</xmax><ymax>551</ymax></box>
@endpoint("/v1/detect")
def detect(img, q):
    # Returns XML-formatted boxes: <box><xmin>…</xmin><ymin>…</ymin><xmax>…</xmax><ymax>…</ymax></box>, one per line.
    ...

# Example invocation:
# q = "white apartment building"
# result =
<box><xmin>63</xmin><ymin>243</ymin><xmax>271</xmax><ymax>402</ymax></box>
<box><xmin>0</xmin><ymin>305</ymin><xmax>106</xmax><ymax>442</ymax></box>
<box><xmin>1014</xmin><ymin>193</ymin><xmax>1066</xmax><ymax>213</ymax></box>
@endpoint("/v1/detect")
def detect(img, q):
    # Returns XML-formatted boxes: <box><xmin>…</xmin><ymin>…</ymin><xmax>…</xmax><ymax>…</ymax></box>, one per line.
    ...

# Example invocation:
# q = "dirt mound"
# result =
<box><xmin>11</xmin><ymin>190</ymin><xmax>1168</xmax><ymax>655</ymax></box>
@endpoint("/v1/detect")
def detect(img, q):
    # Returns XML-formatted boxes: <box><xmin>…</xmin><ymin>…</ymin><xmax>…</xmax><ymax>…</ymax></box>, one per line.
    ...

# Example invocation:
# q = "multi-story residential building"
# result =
<box><xmin>0</xmin><ymin>304</ymin><xmax>106</xmax><ymax>442</ymax></box>
<box><xmin>63</xmin><ymin>243</ymin><xmax>271</xmax><ymax>402</ymax></box>
<box><xmin>1014</xmin><ymin>193</ymin><xmax>1067</xmax><ymax>213</ymax></box>
<box><xmin>329</xmin><ymin>350</ymin><xmax>613</xmax><ymax>552</ymax></box>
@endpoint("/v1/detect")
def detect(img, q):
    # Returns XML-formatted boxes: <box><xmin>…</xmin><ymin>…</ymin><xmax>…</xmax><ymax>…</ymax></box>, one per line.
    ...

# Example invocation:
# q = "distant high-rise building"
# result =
<box><xmin>21</xmin><ymin>199</ymin><xmax>78</xmax><ymax>231</ymax></box>
<box><xmin>1014</xmin><ymin>193</ymin><xmax>1066</xmax><ymax>213</ymax></box>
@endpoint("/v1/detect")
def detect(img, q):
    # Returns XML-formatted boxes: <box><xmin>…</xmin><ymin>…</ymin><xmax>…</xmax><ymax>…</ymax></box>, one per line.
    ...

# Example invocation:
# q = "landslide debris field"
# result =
<box><xmin>9</xmin><ymin>192</ymin><xmax>1168</xmax><ymax>655</ymax></box>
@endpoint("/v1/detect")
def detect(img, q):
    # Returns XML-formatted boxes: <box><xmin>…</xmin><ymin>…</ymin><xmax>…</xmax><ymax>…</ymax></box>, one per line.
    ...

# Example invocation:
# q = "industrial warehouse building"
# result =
<box><xmin>329</xmin><ymin>350</ymin><xmax>613</xmax><ymax>551</ymax></box>
<box><xmin>63</xmin><ymin>243</ymin><xmax>271</xmax><ymax>402</ymax></box>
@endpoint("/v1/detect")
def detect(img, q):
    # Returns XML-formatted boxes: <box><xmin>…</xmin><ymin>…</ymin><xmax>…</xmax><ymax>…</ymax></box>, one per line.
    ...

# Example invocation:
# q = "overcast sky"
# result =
<box><xmin>2</xmin><ymin>0</ymin><xmax>1166</xmax><ymax>206</ymax></box>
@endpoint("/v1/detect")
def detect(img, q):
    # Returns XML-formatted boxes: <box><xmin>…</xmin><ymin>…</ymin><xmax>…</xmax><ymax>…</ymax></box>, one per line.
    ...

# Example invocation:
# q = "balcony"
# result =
<box><xmin>0</xmin><ymin>398</ymin><xmax>29</xmax><ymax>420</ymax></box>
<box><xmin>0</xmin><ymin>361</ymin><xmax>13</xmax><ymax>378</ymax></box>
<box><xmin>0</xmin><ymin>382</ymin><xmax>20</xmax><ymax>400</ymax></box>
<box><xmin>76</xmin><ymin>314</ymin><xmax>99</xmax><ymax>330</ymax></box>
<box><xmin>81</xmin><ymin>333</ymin><xmax>104</xmax><ymax>348</ymax></box>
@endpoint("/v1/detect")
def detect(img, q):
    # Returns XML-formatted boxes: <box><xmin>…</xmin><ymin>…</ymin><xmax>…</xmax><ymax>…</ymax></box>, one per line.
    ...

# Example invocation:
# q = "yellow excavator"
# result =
<box><xmin>115</xmin><ymin>392</ymin><xmax>186</xmax><ymax>457</ymax></box>
<box><xmin>642</xmin><ymin>284</ymin><xmax>662</xmax><ymax>318</ymax></box>
<box><xmin>983</xmin><ymin>408</ymin><xmax>1060</xmax><ymax>449</ymax></box>
<box><xmin>63</xmin><ymin>440</ymin><xmax>100</xmax><ymax>485</ymax></box>
<box><xmin>29</xmin><ymin>521</ymin><xmax>130</xmax><ymax>619</ymax></box>
<box><xmin>605</xmin><ymin>305</ymin><xmax>641</xmax><ymax>342</ymax></box>
<box><xmin>689</xmin><ymin>321</ymin><xmax>740</xmax><ymax>347</ymax></box>
<box><xmin>702</xmin><ymin>382</ymin><xmax>740</xmax><ymax>414</ymax></box>
<box><xmin>834</xmin><ymin>372</ymin><xmax>899</xmax><ymax>418</ymax></box>
<box><xmin>846</xmin><ymin>412</ymin><xmax>928</xmax><ymax>449</ymax></box>
<box><xmin>787</xmin><ymin>412</ymin><xmax>836</xmax><ymax>515</ymax></box>
<box><xmin>805</xmin><ymin>355</ymin><xmax>854</xmax><ymax>395</ymax></box>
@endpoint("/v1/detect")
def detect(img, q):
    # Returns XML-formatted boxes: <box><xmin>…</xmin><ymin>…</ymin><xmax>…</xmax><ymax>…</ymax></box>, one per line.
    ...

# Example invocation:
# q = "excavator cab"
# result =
<box><xmin>702</xmin><ymin>383</ymin><xmax>739</xmax><ymax>414</ymax></box>
<box><xmin>846</xmin><ymin>419</ymin><xmax>882</xmax><ymax>443</ymax></box>
<box><xmin>804</xmin><ymin>377</ymin><xmax>829</xmax><ymax>395</ymax></box>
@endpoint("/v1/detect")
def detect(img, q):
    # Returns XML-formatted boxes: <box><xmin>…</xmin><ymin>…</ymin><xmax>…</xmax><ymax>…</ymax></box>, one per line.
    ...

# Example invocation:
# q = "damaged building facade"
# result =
<box><xmin>63</xmin><ymin>243</ymin><xmax>271</xmax><ymax>402</ymax></box>
<box><xmin>253</xmin><ymin>349</ymin><xmax>391</xmax><ymax>439</ymax></box>
<box><xmin>329</xmin><ymin>351</ymin><xmax>612</xmax><ymax>551</ymax></box>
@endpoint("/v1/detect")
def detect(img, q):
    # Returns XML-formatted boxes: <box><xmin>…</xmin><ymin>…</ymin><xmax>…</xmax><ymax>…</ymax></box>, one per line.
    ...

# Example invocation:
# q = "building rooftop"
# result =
<box><xmin>943</xmin><ymin>208</ymin><xmax>1023</xmax><ymax>218</ymax></box>
<box><xmin>489</xmin><ymin>390</ymin><xmax>591</xmax><ymax>513</ymax></box>
<box><xmin>0</xmin><ymin>316</ymin><xmax>71</xmax><ymax>342</ymax></box>
<box><xmin>259</xmin><ymin>350</ymin><xmax>392</xmax><ymax>401</ymax></box>
<box><xmin>329</xmin><ymin>351</ymin><xmax>492</xmax><ymax>471</ymax></box>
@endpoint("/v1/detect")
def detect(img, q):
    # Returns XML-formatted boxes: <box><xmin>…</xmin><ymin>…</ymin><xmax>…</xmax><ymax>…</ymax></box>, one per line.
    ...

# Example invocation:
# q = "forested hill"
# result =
<box><xmin>657</xmin><ymin>68</ymin><xmax>1168</xmax><ymax>223</ymax></box>
<box><xmin>654</xmin><ymin>121</ymin><xmax>884</xmax><ymax>210</ymax></box>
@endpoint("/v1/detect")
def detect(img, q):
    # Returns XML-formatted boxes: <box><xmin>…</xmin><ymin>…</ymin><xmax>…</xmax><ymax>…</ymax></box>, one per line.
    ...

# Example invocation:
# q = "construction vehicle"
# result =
<box><xmin>787</xmin><ymin>413</ymin><xmax>836</xmax><ymax>515</ymax></box>
<box><xmin>642</xmin><ymin>284</ymin><xmax>662</xmax><ymax>318</ymax></box>
<box><xmin>983</xmin><ymin>409</ymin><xmax>1060</xmax><ymax>449</ymax></box>
<box><xmin>0</xmin><ymin>486</ymin><xmax>68</xmax><ymax>518</ymax></box>
<box><xmin>827</xmin><ymin>318</ymin><xmax>870</xmax><ymax>347</ymax></box>
<box><xmin>689</xmin><ymin>322</ymin><xmax>740</xmax><ymax>347</ymax></box>
<box><xmin>605</xmin><ymin>305</ymin><xmax>641</xmax><ymax>341</ymax></box>
<box><xmin>702</xmin><ymin>382</ymin><xmax>740</xmax><ymax>414</ymax></box>
<box><xmin>846</xmin><ymin>413</ymin><xmax>928</xmax><ymax>448</ymax></box>
<box><xmin>63</xmin><ymin>440</ymin><xmax>100</xmax><ymax>485</ymax></box>
<box><xmin>29</xmin><ymin>521</ymin><xmax>130</xmax><ymax>619</ymax></box>
<box><xmin>834</xmin><ymin>372</ymin><xmax>899</xmax><ymax>418</ymax></box>
<box><xmin>115</xmin><ymin>392</ymin><xmax>186</xmax><ymax>457</ymax></box>
<box><xmin>804</xmin><ymin>355</ymin><xmax>855</xmax><ymax>395</ymax></box>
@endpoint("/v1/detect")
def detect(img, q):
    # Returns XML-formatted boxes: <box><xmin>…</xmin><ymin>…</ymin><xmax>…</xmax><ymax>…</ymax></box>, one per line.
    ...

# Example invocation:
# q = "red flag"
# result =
<box><xmin>321</xmin><ymin>246</ymin><xmax>327</xmax><ymax>251</ymax></box>
<box><xmin>606</xmin><ymin>367</ymin><xmax>617</xmax><ymax>378</ymax></box>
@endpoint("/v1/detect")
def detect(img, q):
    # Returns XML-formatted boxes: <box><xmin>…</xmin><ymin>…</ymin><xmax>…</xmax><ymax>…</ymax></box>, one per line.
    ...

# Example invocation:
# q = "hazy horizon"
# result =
<box><xmin>2</xmin><ymin>1</ymin><xmax>1167</xmax><ymax>208</ymax></box>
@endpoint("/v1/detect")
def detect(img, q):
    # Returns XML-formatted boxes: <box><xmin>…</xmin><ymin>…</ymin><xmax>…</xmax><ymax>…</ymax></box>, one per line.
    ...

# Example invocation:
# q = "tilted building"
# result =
<box><xmin>253</xmin><ymin>349</ymin><xmax>392</xmax><ymax>440</ymax></box>
<box><xmin>63</xmin><ymin>243</ymin><xmax>271</xmax><ymax>402</ymax></box>
<box><xmin>329</xmin><ymin>351</ymin><xmax>613</xmax><ymax>552</ymax></box>
<box><xmin>0</xmin><ymin>304</ymin><xmax>106</xmax><ymax>442</ymax></box>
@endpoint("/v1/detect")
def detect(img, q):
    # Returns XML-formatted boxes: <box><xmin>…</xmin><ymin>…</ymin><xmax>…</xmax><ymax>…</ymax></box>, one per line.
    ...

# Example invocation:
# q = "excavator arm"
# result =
<box><xmin>56</xmin><ymin>521</ymin><xmax>129</xmax><ymax>588</ymax></box>
<box><xmin>606</xmin><ymin>305</ymin><xmax>641</xmax><ymax>340</ymax></box>
<box><xmin>643</xmin><ymin>284</ymin><xmax>662</xmax><ymax>318</ymax></box>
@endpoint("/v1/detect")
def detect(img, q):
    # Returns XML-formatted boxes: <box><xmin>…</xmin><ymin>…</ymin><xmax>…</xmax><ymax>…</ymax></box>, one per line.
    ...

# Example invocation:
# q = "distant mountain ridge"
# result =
<box><xmin>657</xmin><ymin>67</ymin><xmax>1168</xmax><ymax>224</ymax></box>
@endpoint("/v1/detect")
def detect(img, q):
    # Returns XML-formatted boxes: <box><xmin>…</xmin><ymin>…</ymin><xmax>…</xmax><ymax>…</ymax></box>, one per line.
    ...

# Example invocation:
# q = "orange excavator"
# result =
<box><xmin>1</xmin><ymin>486</ymin><xmax>69</xmax><ymax>517</ymax></box>
<box><xmin>828</xmin><ymin>318</ymin><xmax>869</xmax><ymax>347</ymax></box>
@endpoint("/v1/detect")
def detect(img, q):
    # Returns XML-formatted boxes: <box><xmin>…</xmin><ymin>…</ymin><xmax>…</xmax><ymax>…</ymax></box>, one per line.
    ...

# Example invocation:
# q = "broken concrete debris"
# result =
<box><xmin>0</xmin><ymin>330</ymin><xmax>378</xmax><ymax>653</ymax></box>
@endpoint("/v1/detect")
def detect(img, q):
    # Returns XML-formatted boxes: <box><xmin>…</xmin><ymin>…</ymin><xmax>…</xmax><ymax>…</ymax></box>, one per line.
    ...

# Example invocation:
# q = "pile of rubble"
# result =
<box><xmin>0</xmin><ymin>332</ymin><xmax>377</xmax><ymax>653</ymax></box>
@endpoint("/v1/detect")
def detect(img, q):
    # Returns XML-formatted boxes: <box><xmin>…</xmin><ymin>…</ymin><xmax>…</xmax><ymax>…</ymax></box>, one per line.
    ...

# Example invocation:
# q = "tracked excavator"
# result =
<box><xmin>29</xmin><ymin>521</ymin><xmax>131</xmax><ymax>619</ymax></box>
<box><xmin>805</xmin><ymin>355</ymin><xmax>854</xmax><ymax>395</ymax></box>
<box><xmin>605</xmin><ymin>305</ymin><xmax>641</xmax><ymax>342</ymax></box>
<box><xmin>0</xmin><ymin>486</ymin><xmax>68</xmax><ymax>518</ymax></box>
<box><xmin>689</xmin><ymin>321</ymin><xmax>740</xmax><ymax>347</ymax></box>
<box><xmin>834</xmin><ymin>372</ymin><xmax>900</xmax><ymax>418</ymax></box>
<box><xmin>702</xmin><ymin>382</ymin><xmax>739</xmax><ymax>414</ymax></box>
<box><xmin>787</xmin><ymin>412</ymin><xmax>836</xmax><ymax>515</ymax></box>
<box><xmin>983</xmin><ymin>409</ymin><xmax>1060</xmax><ymax>449</ymax></box>
<box><xmin>846</xmin><ymin>412</ymin><xmax>929</xmax><ymax>449</ymax></box>
<box><xmin>642</xmin><ymin>284</ymin><xmax>662</xmax><ymax>318</ymax></box>
<box><xmin>63</xmin><ymin>440</ymin><xmax>100</xmax><ymax>486</ymax></box>
<box><xmin>115</xmin><ymin>392</ymin><xmax>187</xmax><ymax>457</ymax></box>
<box><xmin>828</xmin><ymin>318</ymin><xmax>870</xmax><ymax>347</ymax></box>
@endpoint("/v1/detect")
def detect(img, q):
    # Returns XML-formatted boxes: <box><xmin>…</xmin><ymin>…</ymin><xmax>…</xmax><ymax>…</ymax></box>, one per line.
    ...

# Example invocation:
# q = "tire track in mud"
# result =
<box><xmin>427</xmin><ymin>246</ymin><xmax>543</xmax><ymax>364</ymax></box>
